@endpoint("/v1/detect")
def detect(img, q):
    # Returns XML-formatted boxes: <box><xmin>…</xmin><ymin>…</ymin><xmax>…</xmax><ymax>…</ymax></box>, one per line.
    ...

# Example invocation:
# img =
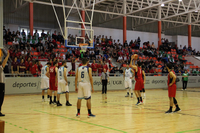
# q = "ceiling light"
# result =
<box><xmin>195</xmin><ymin>10</ymin><xmax>198</xmax><ymax>12</ymax></box>
<box><xmin>179</xmin><ymin>0</ymin><xmax>182</xmax><ymax>1</ymax></box>
<box><xmin>161</xmin><ymin>3</ymin><xmax>164</xmax><ymax>7</ymax></box>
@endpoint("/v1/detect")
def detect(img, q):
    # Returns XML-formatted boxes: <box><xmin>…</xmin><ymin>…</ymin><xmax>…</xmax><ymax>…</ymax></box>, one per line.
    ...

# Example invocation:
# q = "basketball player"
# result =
<box><xmin>140</xmin><ymin>67</ymin><xmax>146</xmax><ymax>99</ymax></box>
<box><xmin>124</xmin><ymin>65</ymin><xmax>134</xmax><ymax>98</ymax></box>
<box><xmin>165</xmin><ymin>63</ymin><xmax>181</xmax><ymax>113</ymax></box>
<box><xmin>130</xmin><ymin>55</ymin><xmax>143</xmax><ymax>105</ymax></box>
<box><xmin>75</xmin><ymin>58</ymin><xmax>95</xmax><ymax>118</ymax></box>
<box><xmin>56</xmin><ymin>61</ymin><xmax>72</xmax><ymax>106</ymax></box>
<box><xmin>46</xmin><ymin>61</ymin><xmax>58</xmax><ymax>105</ymax></box>
<box><xmin>41</xmin><ymin>62</ymin><xmax>51</xmax><ymax>102</ymax></box>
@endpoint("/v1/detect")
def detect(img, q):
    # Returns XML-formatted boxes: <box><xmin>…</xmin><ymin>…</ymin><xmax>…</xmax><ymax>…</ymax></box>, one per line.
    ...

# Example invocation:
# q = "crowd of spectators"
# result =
<box><xmin>2</xmin><ymin>26</ymin><xmax>200</xmax><ymax>77</ymax></box>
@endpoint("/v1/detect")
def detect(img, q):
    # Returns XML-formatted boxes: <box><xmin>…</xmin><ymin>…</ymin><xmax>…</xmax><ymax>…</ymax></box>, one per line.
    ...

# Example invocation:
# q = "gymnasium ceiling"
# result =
<box><xmin>10</xmin><ymin>0</ymin><xmax>200</xmax><ymax>33</ymax></box>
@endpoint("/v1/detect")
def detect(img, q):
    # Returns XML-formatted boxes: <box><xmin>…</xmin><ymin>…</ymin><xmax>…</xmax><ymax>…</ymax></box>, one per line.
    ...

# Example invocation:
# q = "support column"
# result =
<box><xmin>158</xmin><ymin>21</ymin><xmax>162</xmax><ymax>47</ymax></box>
<box><xmin>123</xmin><ymin>0</ymin><xmax>127</xmax><ymax>44</ymax></box>
<box><xmin>158</xmin><ymin>6</ymin><xmax>162</xmax><ymax>48</ymax></box>
<box><xmin>188</xmin><ymin>13</ymin><xmax>191</xmax><ymax>48</ymax></box>
<box><xmin>81</xmin><ymin>10</ymin><xmax>85</xmax><ymax>38</ymax></box>
<box><xmin>29</xmin><ymin>2</ymin><xmax>33</xmax><ymax>36</ymax></box>
<box><xmin>0</xmin><ymin>0</ymin><xmax>3</xmax><ymax>48</ymax></box>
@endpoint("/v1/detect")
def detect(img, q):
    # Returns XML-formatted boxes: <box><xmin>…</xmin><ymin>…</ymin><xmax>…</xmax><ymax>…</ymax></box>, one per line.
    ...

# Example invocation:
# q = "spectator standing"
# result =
<box><xmin>19</xmin><ymin>59</ymin><xmax>26</xmax><ymax>75</ymax></box>
<box><xmin>98</xmin><ymin>61</ymin><xmax>103</xmax><ymax>76</ymax></box>
<box><xmin>91</xmin><ymin>60</ymin><xmax>98</xmax><ymax>76</ymax></box>
<box><xmin>11</xmin><ymin>57</ymin><xmax>19</xmax><ymax>75</ymax></box>
<box><xmin>31</xmin><ymin>61</ymin><xmax>38</xmax><ymax>77</ymax></box>
<box><xmin>182</xmin><ymin>70</ymin><xmax>189</xmax><ymax>90</ymax></box>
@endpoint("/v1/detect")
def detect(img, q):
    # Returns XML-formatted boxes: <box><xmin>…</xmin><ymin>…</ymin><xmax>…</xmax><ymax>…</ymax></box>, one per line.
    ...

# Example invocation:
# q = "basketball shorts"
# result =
<box><xmin>134</xmin><ymin>80</ymin><xmax>143</xmax><ymax>91</ymax></box>
<box><xmin>49</xmin><ymin>79</ymin><xmax>57</xmax><ymax>91</ymax></box>
<box><xmin>58</xmin><ymin>80</ymin><xmax>69</xmax><ymax>94</ymax></box>
<box><xmin>41</xmin><ymin>78</ymin><xmax>49</xmax><ymax>90</ymax></box>
<box><xmin>168</xmin><ymin>84</ymin><xmax>176</xmax><ymax>97</ymax></box>
<box><xmin>78</xmin><ymin>82</ymin><xmax>91</xmax><ymax>100</ymax></box>
<box><xmin>125</xmin><ymin>80</ymin><xmax>132</xmax><ymax>89</ymax></box>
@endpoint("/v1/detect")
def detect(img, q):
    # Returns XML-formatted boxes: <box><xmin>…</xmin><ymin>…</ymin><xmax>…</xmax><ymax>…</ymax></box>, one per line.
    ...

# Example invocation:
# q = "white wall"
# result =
<box><xmin>177</xmin><ymin>35</ymin><xmax>200</xmax><ymax>51</ymax></box>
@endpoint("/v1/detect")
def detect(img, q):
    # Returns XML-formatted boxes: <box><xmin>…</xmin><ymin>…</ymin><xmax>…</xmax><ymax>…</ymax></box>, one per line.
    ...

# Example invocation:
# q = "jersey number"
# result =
<box><xmin>81</xmin><ymin>71</ymin><xmax>84</xmax><ymax>78</ymax></box>
<box><xmin>42</xmin><ymin>69</ymin><xmax>44</xmax><ymax>74</ymax></box>
<box><xmin>59</xmin><ymin>71</ymin><xmax>62</xmax><ymax>76</ymax></box>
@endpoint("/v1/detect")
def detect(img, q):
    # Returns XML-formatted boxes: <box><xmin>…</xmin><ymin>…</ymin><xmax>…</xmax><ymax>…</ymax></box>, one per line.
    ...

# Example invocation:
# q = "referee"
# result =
<box><xmin>101</xmin><ymin>68</ymin><xmax>109</xmax><ymax>94</ymax></box>
<box><xmin>0</xmin><ymin>50</ymin><xmax>9</xmax><ymax>117</ymax></box>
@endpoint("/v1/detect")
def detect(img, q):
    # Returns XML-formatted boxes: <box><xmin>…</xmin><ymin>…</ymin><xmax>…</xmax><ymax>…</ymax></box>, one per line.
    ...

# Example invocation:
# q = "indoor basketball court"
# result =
<box><xmin>1</xmin><ymin>0</ymin><xmax>200</xmax><ymax>133</ymax></box>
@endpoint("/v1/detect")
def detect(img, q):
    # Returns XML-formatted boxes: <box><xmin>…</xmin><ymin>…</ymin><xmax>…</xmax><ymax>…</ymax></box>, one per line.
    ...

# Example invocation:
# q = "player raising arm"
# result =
<box><xmin>75</xmin><ymin>58</ymin><xmax>95</xmax><ymax>118</ymax></box>
<box><xmin>130</xmin><ymin>55</ymin><xmax>143</xmax><ymax>105</ymax></box>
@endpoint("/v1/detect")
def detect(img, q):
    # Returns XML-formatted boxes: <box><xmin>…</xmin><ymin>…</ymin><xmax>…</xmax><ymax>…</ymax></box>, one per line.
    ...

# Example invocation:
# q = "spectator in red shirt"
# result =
<box><xmin>98</xmin><ymin>61</ymin><xmax>103</xmax><ymax>76</ymax></box>
<box><xmin>71</xmin><ymin>58</ymin><xmax>77</xmax><ymax>72</ymax></box>
<box><xmin>19</xmin><ymin>59</ymin><xmax>26</xmax><ymax>75</ymax></box>
<box><xmin>87</xmin><ymin>60</ymin><xmax>91</xmax><ymax>67</ymax></box>
<box><xmin>68</xmin><ymin>69</ymin><xmax>75</xmax><ymax>76</ymax></box>
<box><xmin>25</xmin><ymin>57</ymin><xmax>31</xmax><ymax>74</ymax></box>
<box><xmin>103</xmin><ymin>61</ymin><xmax>108</xmax><ymax>72</ymax></box>
<box><xmin>91</xmin><ymin>60</ymin><xmax>98</xmax><ymax>76</ymax></box>
<box><xmin>11</xmin><ymin>57</ymin><xmax>19</xmax><ymax>75</ymax></box>
<box><xmin>31</xmin><ymin>61</ymin><xmax>38</xmax><ymax>77</ymax></box>
<box><xmin>75</xmin><ymin>49</ymin><xmax>80</xmax><ymax>58</ymax></box>
<box><xmin>78</xmin><ymin>63</ymin><xmax>82</xmax><ymax>67</ymax></box>
<box><xmin>37</xmin><ymin>61</ymin><xmax>43</xmax><ymax>74</ymax></box>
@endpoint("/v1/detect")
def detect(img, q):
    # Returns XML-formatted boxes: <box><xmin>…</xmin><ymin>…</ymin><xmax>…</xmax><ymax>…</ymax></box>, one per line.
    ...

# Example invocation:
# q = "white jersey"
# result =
<box><xmin>58</xmin><ymin>66</ymin><xmax>66</xmax><ymax>82</ymax></box>
<box><xmin>41</xmin><ymin>65</ymin><xmax>48</xmax><ymax>78</ymax></box>
<box><xmin>125</xmin><ymin>68</ymin><xmax>132</xmax><ymax>81</ymax></box>
<box><xmin>78</xmin><ymin>66</ymin><xmax>90</xmax><ymax>83</ymax></box>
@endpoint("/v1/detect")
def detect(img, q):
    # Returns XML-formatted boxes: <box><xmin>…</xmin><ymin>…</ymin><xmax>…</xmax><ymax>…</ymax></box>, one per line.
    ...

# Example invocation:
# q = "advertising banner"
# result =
<box><xmin>5</xmin><ymin>76</ymin><xmax>200</xmax><ymax>94</ymax></box>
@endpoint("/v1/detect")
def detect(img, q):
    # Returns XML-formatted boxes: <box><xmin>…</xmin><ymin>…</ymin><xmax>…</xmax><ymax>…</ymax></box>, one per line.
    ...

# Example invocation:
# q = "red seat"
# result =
<box><xmin>61</xmin><ymin>45</ymin><xmax>65</xmax><ymax>48</ymax></box>
<box><xmin>61</xmin><ymin>49</ymin><xmax>65</xmax><ymax>52</ymax></box>
<box><xmin>56</xmin><ymin>41</ymin><xmax>61</xmax><ymax>45</ymax></box>
<box><xmin>189</xmin><ymin>62</ymin><xmax>192</xmax><ymax>65</ymax></box>
<box><xmin>190</xmin><ymin>66</ymin><xmax>193</xmax><ymax>69</ymax></box>
<box><xmin>158</xmin><ymin>65</ymin><xmax>162</xmax><ymax>68</ymax></box>
<box><xmin>7</xmin><ymin>42</ymin><xmax>12</xmax><ymax>45</ymax></box>
<box><xmin>33</xmin><ymin>52</ymin><xmax>38</xmax><ymax>56</ymax></box>
<box><xmin>123</xmin><ymin>64</ymin><xmax>126</xmax><ymax>67</ymax></box>
<box><xmin>60</xmin><ymin>53</ymin><xmax>64</xmax><ymax>57</ymax></box>
<box><xmin>186</xmin><ymin>62</ymin><xmax>189</xmax><ymax>65</ymax></box>
<box><xmin>196</xmin><ymin>66</ymin><xmax>198</xmax><ymax>68</ymax></box>
<box><xmin>57</xmin><ymin>45</ymin><xmax>60</xmax><ymax>48</ymax></box>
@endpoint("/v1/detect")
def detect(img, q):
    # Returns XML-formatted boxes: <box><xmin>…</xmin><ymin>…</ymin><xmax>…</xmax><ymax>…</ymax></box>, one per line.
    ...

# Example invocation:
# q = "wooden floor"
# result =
<box><xmin>1</xmin><ymin>89</ymin><xmax>200</xmax><ymax>133</ymax></box>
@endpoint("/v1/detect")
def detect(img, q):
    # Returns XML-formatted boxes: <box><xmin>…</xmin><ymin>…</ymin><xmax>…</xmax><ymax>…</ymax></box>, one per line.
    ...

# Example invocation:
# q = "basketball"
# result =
<box><xmin>133</xmin><ymin>54</ymin><xmax>138</xmax><ymax>60</ymax></box>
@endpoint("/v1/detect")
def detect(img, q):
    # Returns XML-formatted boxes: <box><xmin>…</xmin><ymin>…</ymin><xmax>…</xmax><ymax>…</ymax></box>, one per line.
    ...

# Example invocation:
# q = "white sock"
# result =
<box><xmin>144</xmin><ymin>93</ymin><xmax>146</xmax><ymax>97</ymax></box>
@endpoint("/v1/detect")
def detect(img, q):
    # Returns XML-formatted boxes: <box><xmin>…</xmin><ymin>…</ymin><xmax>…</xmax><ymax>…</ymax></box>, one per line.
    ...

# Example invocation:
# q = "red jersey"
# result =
<box><xmin>78</xmin><ymin>63</ymin><xmax>82</xmax><ymax>67</ymax></box>
<box><xmin>168</xmin><ymin>71</ymin><xmax>176</xmax><ymax>86</ymax></box>
<box><xmin>135</xmin><ymin>67</ymin><xmax>143</xmax><ymax>81</ymax></box>
<box><xmin>31</xmin><ymin>64</ymin><xmax>38</xmax><ymax>75</ymax></box>
<box><xmin>29</xmin><ymin>61</ymin><xmax>33</xmax><ymax>71</ymax></box>
<box><xmin>103</xmin><ymin>64</ymin><xmax>108</xmax><ymax>72</ymax></box>
<box><xmin>98</xmin><ymin>64</ymin><xmax>103</xmax><ymax>73</ymax></box>
<box><xmin>91</xmin><ymin>63</ymin><xmax>98</xmax><ymax>72</ymax></box>
<box><xmin>87</xmin><ymin>64</ymin><xmax>91</xmax><ymax>67</ymax></box>
<box><xmin>49</xmin><ymin>66</ymin><xmax>56</xmax><ymax>80</ymax></box>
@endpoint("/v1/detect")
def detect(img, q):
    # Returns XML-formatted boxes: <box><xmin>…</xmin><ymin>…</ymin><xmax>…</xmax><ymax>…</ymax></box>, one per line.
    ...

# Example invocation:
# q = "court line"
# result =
<box><xmin>34</xmin><ymin>110</ymin><xmax>127</xmax><ymax>133</ymax></box>
<box><xmin>176</xmin><ymin>128</ymin><xmax>200</xmax><ymax>133</ymax></box>
<box><xmin>5</xmin><ymin>121</ymin><xmax>34</xmax><ymax>133</ymax></box>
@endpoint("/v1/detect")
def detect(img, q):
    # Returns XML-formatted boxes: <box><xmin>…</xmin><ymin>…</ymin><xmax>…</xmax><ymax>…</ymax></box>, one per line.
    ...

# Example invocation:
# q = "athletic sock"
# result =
<box><xmin>47</xmin><ymin>95</ymin><xmax>50</xmax><ymax>98</ymax></box>
<box><xmin>54</xmin><ymin>96</ymin><xmax>56</xmax><ymax>102</ymax></box>
<box><xmin>144</xmin><ymin>93</ymin><xmax>146</xmax><ymax>97</ymax></box>
<box><xmin>88</xmin><ymin>109</ymin><xmax>91</xmax><ymax>115</ymax></box>
<box><xmin>66</xmin><ymin>101</ymin><xmax>69</xmax><ymax>104</ymax></box>
<box><xmin>50</xmin><ymin>96</ymin><xmax>52</xmax><ymax>102</ymax></box>
<box><xmin>42</xmin><ymin>96</ymin><xmax>44</xmax><ymax>99</ymax></box>
<box><xmin>131</xmin><ymin>93</ymin><xmax>133</xmax><ymax>95</ymax></box>
<box><xmin>127</xmin><ymin>92</ymin><xmax>129</xmax><ymax>95</ymax></box>
<box><xmin>77</xmin><ymin>109</ymin><xmax>80</xmax><ymax>114</ymax></box>
<box><xmin>57</xmin><ymin>100</ymin><xmax>60</xmax><ymax>104</ymax></box>
<box><xmin>169</xmin><ymin>106</ymin><xmax>172</xmax><ymax>111</ymax></box>
<box><xmin>140</xmin><ymin>97</ymin><xmax>142</xmax><ymax>102</ymax></box>
<box><xmin>137</xmin><ymin>97</ymin><xmax>140</xmax><ymax>102</ymax></box>
<box><xmin>175</xmin><ymin>104</ymin><xmax>179</xmax><ymax>109</ymax></box>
